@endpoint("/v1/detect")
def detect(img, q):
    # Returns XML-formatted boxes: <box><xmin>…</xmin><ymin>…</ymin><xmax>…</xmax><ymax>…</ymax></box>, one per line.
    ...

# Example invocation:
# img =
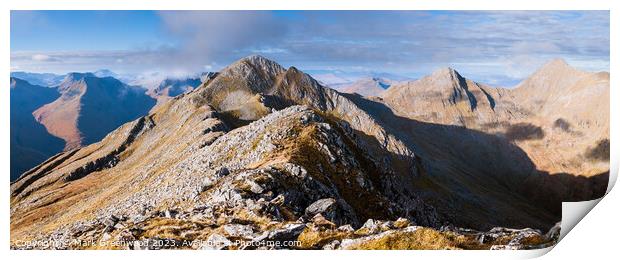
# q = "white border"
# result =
<box><xmin>1</xmin><ymin>1</ymin><xmax>617</xmax><ymax>259</ymax></box>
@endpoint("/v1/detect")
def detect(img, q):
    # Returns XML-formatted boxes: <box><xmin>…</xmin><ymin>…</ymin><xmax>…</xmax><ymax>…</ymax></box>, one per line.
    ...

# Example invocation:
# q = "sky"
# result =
<box><xmin>10</xmin><ymin>10</ymin><xmax>610</xmax><ymax>86</ymax></box>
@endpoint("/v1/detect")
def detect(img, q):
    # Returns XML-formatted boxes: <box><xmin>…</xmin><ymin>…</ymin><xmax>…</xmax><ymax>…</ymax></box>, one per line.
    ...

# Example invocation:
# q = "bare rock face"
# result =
<box><xmin>12</xmin><ymin>55</ymin><xmax>594</xmax><ymax>250</ymax></box>
<box><xmin>382</xmin><ymin>67</ymin><xmax>514</xmax><ymax>127</ymax></box>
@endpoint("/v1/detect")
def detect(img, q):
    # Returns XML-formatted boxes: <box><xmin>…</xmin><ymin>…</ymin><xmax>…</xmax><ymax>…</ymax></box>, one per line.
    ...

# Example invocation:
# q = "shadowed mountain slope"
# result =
<box><xmin>382</xmin><ymin>67</ymin><xmax>519</xmax><ymax>127</ymax></box>
<box><xmin>32</xmin><ymin>73</ymin><xmax>156</xmax><ymax>150</ymax></box>
<box><xmin>10</xmin><ymin>78</ymin><xmax>65</xmax><ymax>180</ymax></box>
<box><xmin>10</xmin><ymin>72</ymin><xmax>64</xmax><ymax>87</ymax></box>
<box><xmin>381</xmin><ymin>59</ymin><xmax>609</xmax><ymax>216</ymax></box>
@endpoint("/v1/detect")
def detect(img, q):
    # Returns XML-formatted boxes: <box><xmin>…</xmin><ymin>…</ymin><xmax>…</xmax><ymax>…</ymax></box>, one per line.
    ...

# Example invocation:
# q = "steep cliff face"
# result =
<box><xmin>11</xmin><ymin>55</ymin><xmax>598</xmax><ymax>250</ymax></box>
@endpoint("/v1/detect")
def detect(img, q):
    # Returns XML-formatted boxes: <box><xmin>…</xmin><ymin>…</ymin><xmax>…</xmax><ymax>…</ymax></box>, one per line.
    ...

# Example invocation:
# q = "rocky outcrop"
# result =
<box><xmin>63</xmin><ymin>115</ymin><xmax>155</xmax><ymax>182</ymax></box>
<box><xmin>10</xmin><ymin>105</ymin><xmax>439</xmax><ymax>249</ymax></box>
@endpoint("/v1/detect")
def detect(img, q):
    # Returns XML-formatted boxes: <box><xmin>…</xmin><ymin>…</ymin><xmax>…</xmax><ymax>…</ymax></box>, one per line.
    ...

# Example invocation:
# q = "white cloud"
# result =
<box><xmin>157</xmin><ymin>11</ymin><xmax>287</xmax><ymax>69</ymax></box>
<box><xmin>31</xmin><ymin>54</ymin><xmax>59</xmax><ymax>62</ymax></box>
<box><xmin>10</xmin><ymin>11</ymin><xmax>609</xmax><ymax>86</ymax></box>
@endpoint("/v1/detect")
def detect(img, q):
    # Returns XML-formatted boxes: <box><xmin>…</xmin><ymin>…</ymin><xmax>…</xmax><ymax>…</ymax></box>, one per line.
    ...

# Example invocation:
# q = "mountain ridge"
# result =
<box><xmin>32</xmin><ymin>73</ymin><xmax>156</xmax><ymax>150</ymax></box>
<box><xmin>10</xmin><ymin>78</ymin><xmax>65</xmax><ymax>180</ymax></box>
<box><xmin>10</xmin><ymin>55</ymin><xmax>607</xmax><ymax>250</ymax></box>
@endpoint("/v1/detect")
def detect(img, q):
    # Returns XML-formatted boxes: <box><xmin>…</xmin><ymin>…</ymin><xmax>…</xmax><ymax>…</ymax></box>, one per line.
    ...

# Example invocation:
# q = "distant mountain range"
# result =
<box><xmin>10</xmin><ymin>55</ymin><xmax>608</xmax><ymax>249</ymax></box>
<box><xmin>33</xmin><ymin>73</ymin><xmax>157</xmax><ymax>149</ymax></box>
<box><xmin>381</xmin><ymin>59</ymin><xmax>609</xmax><ymax>220</ymax></box>
<box><xmin>10</xmin><ymin>73</ymin><xmax>158</xmax><ymax>178</ymax></box>
<box><xmin>309</xmin><ymin>70</ymin><xmax>411</xmax><ymax>84</ymax></box>
<box><xmin>146</xmin><ymin>73</ymin><xmax>216</xmax><ymax>109</ymax></box>
<box><xmin>336</xmin><ymin>77</ymin><xmax>396</xmax><ymax>97</ymax></box>
<box><xmin>9</xmin><ymin>70</ymin><xmax>218</xmax><ymax>179</ymax></box>
<box><xmin>10</xmin><ymin>78</ymin><xmax>65</xmax><ymax>180</ymax></box>
<box><xmin>10</xmin><ymin>72</ymin><xmax>65</xmax><ymax>87</ymax></box>
<box><xmin>307</xmin><ymin>71</ymin><xmax>413</xmax><ymax>98</ymax></box>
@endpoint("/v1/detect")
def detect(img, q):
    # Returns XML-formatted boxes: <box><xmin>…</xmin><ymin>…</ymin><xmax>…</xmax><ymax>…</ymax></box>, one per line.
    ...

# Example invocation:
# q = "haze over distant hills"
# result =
<box><xmin>10</xmin><ymin>72</ymin><xmax>65</xmax><ymax>87</ymax></box>
<box><xmin>306</xmin><ymin>70</ymin><xmax>412</xmax><ymax>97</ymax></box>
<box><xmin>146</xmin><ymin>73</ymin><xmax>217</xmax><ymax>109</ymax></box>
<box><xmin>10</xmin><ymin>55</ymin><xmax>608</xmax><ymax>249</ymax></box>
<box><xmin>9</xmin><ymin>70</ymin><xmax>218</xmax><ymax>179</ymax></box>
<box><xmin>337</xmin><ymin>77</ymin><xmax>396</xmax><ymax>97</ymax></box>
<box><xmin>9</xmin><ymin>73</ymin><xmax>157</xmax><ymax>178</ymax></box>
<box><xmin>382</xmin><ymin>59</ymin><xmax>609</xmax><ymax>178</ymax></box>
<box><xmin>33</xmin><ymin>73</ymin><xmax>156</xmax><ymax>149</ymax></box>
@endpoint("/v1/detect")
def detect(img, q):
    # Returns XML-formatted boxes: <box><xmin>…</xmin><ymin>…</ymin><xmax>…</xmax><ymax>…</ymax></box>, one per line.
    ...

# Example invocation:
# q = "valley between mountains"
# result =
<box><xmin>10</xmin><ymin>55</ymin><xmax>609</xmax><ymax>250</ymax></box>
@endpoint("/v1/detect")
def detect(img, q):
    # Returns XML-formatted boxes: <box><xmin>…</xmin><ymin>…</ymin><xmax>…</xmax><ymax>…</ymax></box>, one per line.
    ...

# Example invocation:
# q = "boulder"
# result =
<box><xmin>215</xmin><ymin>167</ymin><xmax>230</xmax><ymax>177</ymax></box>
<box><xmin>103</xmin><ymin>215</ymin><xmax>119</xmax><ymax>227</ymax></box>
<box><xmin>201</xmin><ymin>177</ymin><xmax>215</xmax><ymax>191</ymax></box>
<box><xmin>100</xmin><ymin>232</ymin><xmax>112</xmax><ymax>242</ymax></box>
<box><xmin>355</xmin><ymin>219</ymin><xmax>381</xmax><ymax>235</ymax></box>
<box><xmin>322</xmin><ymin>240</ymin><xmax>341</xmax><ymax>250</ymax></box>
<box><xmin>246</xmin><ymin>180</ymin><xmax>264</xmax><ymax>194</ymax></box>
<box><xmin>113</xmin><ymin>222</ymin><xmax>125</xmax><ymax>230</ymax></box>
<box><xmin>265</xmin><ymin>223</ymin><xmax>306</xmax><ymax>242</ymax></box>
<box><xmin>223</xmin><ymin>224</ymin><xmax>254</xmax><ymax>238</ymax></box>
<box><xmin>304</xmin><ymin>198</ymin><xmax>350</xmax><ymax>225</ymax></box>
<box><xmin>311</xmin><ymin>213</ymin><xmax>336</xmax><ymax>229</ymax></box>
<box><xmin>200</xmin><ymin>233</ymin><xmax>232</xmax><ymax>250</ymax></box>
<box><xmin>393</xmin><ymin>217</ymin><xmax>410</xmax><ymax>229</ymax></box>
<box><xmin>305</xmin><ymin>198</ymin><xmax>336</xmax><ymax>216</ymax></box>
<box><xmin>164</xmin><ymin>209</ymin><xmax>178</xmax><ymax>218</ymax></box>
<box><xmin>337</xmin><ymin>224</ymin><xmax>355</xmax><ymax>232</ymax></box>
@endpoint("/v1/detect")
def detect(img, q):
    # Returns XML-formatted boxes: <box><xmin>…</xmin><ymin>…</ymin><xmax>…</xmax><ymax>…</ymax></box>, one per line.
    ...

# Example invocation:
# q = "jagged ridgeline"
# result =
<box><xmin>10</xmin><ymin>55</ymin><xmax>607</xmax><ymax>250</ymax></box>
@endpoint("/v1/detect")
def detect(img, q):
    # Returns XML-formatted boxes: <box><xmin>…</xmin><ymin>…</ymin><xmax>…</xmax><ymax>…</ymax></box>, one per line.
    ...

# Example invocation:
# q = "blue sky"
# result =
<box><xmin>10</xmin><ymin>10</ymin><xmax>609</xmax><ymax>86</ymax></box>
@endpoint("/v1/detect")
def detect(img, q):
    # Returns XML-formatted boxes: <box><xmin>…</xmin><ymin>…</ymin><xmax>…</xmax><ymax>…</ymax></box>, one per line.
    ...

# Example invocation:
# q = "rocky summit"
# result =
<box><xmin>10</xmin><ymin>55</ymin><xmax>607</xmax><ymax>250</ymax></box>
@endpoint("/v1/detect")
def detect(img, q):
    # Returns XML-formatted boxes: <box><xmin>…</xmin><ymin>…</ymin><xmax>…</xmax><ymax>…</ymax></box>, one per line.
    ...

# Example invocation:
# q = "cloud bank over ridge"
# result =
<box><xmin>11</xmin><ymin>11</ymin><xmax>609</xmax><ymax>86</ymax></box>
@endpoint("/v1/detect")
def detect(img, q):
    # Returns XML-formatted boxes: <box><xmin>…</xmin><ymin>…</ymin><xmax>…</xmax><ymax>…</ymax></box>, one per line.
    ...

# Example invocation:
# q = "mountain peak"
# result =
<box><xmin>64</xmin><ymin>72</ymin><xmax>95</xmax><ymax>82</ymax></box>
<box><xmin>223</xmin><ymin>55</ymin><xmax>285</xmax><ymax>76</ymax></box>
<box><xmin>534</xmin><ymin>58</ymin><xmax>579</xmax><ymax>76</ymax></box>
<box><xmin>240</xmin><ymin>54</ymin><xmax>270</xmax><ymax>63</ymax></box>
<box><xmin>542</xmin><ymin>58</ymin><xmax>569</xmax><ymax>68</ymax></box>
<box><xmin>234</xmin><ymin>55</ymin><xmax>283</xmax><ymax>70</ymax></box>
<box><xmin>429</xmin><ymin>67</ymin><xmax>465</xmax><ymax>83</ymax></box>
<box><xmin>93</xmin><ymin>69</ymin><xmax>119</xmax><ymax>78</ymax></box>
